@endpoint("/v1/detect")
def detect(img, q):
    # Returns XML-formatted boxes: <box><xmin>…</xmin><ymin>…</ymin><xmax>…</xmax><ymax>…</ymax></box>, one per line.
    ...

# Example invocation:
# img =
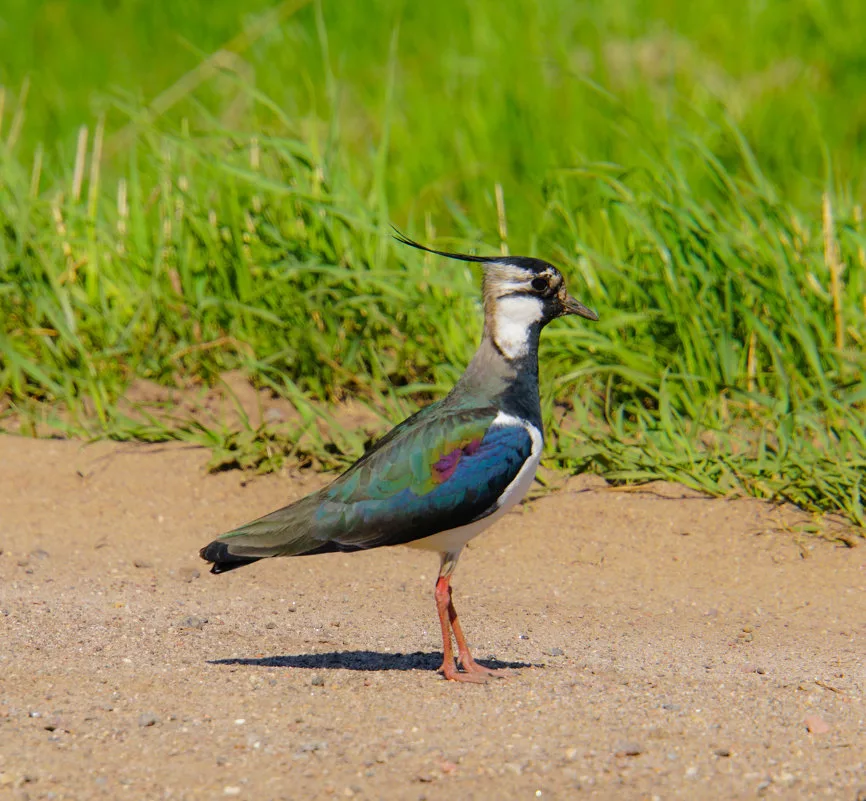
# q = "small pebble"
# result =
<box><xmin>614</xmin><ymin>741</ymin><xmax>642</xmax><ymax>757</ymax></box>
<box><xmin>311</xmin><ymin>675</ymin><xmax>325</xmax><ymax>687</ymax></box>
<box><xmin>804</xmin><ymin>715</ymin><xmax>830</xmax><ymax>734</ymax></box>
<box><xmin>177</xmin><ymin>615</ymin><xmax>208</xmax><ymax>630</ymax></box>
<box><xmin>133</xmin><ymin>559</ymin><xmax>153</xmax><ymax>569</ymax></box>
<box><xmin>297</xmin><ymin>741</ymin><xmax>326</xmax><ymax>753</ymax></box>
<box><xmin>138</xmin><ymin>713</ymin><xmax>159</xmax><ymax>727</ymax></box>
<box><xmin>224</xmin><ymin>787</ymin><xmax>241</xmax><ymax>796</ymax></box>
<box><xmin>545</xmin><ymin>647</ymin><xmax>564</xmax><ymax>657</ymax></box>
<box><xmin>265</xmin><ymin>622</ymin><xmax>277</xmax><ymax>630</ymax></box>
<box><xmin>714</xmin><ymin>747</ymin><xmax>731</xmax><ymax>757</ymax></box>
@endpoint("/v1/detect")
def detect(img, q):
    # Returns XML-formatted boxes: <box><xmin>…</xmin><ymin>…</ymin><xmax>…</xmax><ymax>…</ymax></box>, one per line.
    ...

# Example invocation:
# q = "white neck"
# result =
<box><xmin>491</xmin><ymin>295</ymin><xmax>544</xmax><ymax>360</ymax></box>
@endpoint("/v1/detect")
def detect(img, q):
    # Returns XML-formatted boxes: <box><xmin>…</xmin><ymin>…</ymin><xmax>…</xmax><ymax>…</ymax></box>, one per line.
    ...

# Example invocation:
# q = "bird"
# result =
<box><xmin>200</xmin><ymin>231</ymin><xmax>599</xmax><ymax>682</ymax></box>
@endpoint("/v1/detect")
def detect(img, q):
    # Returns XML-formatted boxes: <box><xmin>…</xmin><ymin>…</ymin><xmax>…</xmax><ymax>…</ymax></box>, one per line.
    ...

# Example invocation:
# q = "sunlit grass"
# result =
<box><xmin>0</xmin><ymin>0</ymin><xmax>864</xmax><ymax>532</ymax></box>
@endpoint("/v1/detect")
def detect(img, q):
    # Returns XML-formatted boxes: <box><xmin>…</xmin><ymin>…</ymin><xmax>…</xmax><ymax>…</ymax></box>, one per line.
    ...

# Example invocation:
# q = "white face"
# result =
<box><xmin>491</xmin><ymin>295</ymin><xmax>545</xmax><ymax>359</ymax></box>
<box><xmin>481</xmin><ymin>260</ymin><xmax>564</xmax><ymax>359</ymax></box>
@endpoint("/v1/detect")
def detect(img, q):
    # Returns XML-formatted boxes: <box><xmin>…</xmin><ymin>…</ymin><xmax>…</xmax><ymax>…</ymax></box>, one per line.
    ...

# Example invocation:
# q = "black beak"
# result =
<box><xmin>563</xmin><ymin>294</ymin><xmax>599</xmax><ymax>321</ymax></box>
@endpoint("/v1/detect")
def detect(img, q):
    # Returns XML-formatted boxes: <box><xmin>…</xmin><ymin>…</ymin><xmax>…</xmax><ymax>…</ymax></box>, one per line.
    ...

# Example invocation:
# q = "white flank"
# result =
<box><xmin>492</xmin><ymin>295</ymin><xmax>544</xmax><ymax>359</ymax></box>
<box><xmin>408</xmin><ymin>412</ymin><xmax>543</xmax><ymax>555</ymax></box>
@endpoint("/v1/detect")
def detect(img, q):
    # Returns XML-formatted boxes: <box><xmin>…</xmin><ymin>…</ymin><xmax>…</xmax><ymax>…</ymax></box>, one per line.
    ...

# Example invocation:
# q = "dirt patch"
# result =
<box><xmin>0</xmin><ymin>434</ymin><xmax>863</xmax><ymax>799</ymax></box>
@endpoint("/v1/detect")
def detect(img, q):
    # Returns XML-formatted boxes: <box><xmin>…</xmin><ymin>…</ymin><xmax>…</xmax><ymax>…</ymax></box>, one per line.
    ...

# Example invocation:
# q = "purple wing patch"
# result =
<box><xmin>432</xmin><ymin>438</ymin><xmax>482</xmax><ymax>484</ymax></box>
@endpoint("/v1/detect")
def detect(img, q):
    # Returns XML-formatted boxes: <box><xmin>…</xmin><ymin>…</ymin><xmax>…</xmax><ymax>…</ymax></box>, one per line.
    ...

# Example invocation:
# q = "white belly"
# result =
<box><xmin>407</xmin><ymin>414</ymin><xmax>543</xmax><ymax>554</ymax></box>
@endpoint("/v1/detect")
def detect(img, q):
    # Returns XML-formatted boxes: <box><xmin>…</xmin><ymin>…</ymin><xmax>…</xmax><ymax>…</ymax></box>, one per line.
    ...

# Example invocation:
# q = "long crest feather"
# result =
<box><xmin>391</xmin><ymin>227</ymin><xmax>495</xmax><ymax>263</ymax></box>
<box><xmin>391</xmin><ymin>226</ymin><xmax>552</xmax><ymax>275</ymax></box>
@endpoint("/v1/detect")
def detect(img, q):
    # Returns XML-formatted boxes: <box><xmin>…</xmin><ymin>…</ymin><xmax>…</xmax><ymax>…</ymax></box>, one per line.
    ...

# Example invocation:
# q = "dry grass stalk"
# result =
<box><xmin>51</xmin><ymin>193</ymin><xmax>75</xmax><ymax>281</ymax></box>
<box><xmin>747</xmin><ymin>329</ymin><xmax>757</xmax><ymax>412</ymax></box>
<box><xmin>495</xmin><ymin>182</ymin><xmax>509</xmax><ymax>255</ymax></box>
<box><xmin>29</xmin><ymin>144</ymin><xmax>43</xmax><ymax>198</ymax></box>
<box><xmin>6</xmin><ymin>77</ymin><xmax>29</xmax><ymax>150</ymax></box>
<box><xmin>251</xmin><ymin>136</ymin><xmax>261</xmax><ymax>213</ymax></box>
<box><xmin>72</xmin><ymin>126</ymin><xmax>88</xmax><ymax>203</ymax></box>
<box><xmin>854</xmin><ymin>206</ymin><xmax>865</xmax><ymax>317</ymax></box>
<box><xmin>87</xmin><ymin>115</ymin><xmax>105</xmax><ymax>219</ymax></box>
<box><xmin>822</xmin><ymin>192</ymin><xmax>844</xmax><ymax>351</ymax></box>
<box><xmin>116</xmin><ymin>179</ymin><xmax>128</xmax><ymax>245</ymax></box>
<box><xmin>855</xmin><ymin>205</ymin><xmax>865</xmax><ymax>268</ymax></box>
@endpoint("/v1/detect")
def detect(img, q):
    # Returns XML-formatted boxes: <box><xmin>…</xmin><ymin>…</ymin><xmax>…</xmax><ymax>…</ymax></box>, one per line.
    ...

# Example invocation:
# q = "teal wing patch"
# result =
<box><xmin>213</xmin><ymin>404</ymin><xmax>534</xmax><ymax>558</ymax></box>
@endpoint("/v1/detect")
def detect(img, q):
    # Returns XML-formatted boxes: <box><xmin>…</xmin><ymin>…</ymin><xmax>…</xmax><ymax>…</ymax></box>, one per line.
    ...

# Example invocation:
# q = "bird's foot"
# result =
<box><xmin>458</xmin><ymin>657</ymin><xmax>512</xmax><ymax>679</ymax></box>
<box><xmin>438</xmin><ymin>660</ymin><xmax>491</xmax><ymax>683</ymax></box>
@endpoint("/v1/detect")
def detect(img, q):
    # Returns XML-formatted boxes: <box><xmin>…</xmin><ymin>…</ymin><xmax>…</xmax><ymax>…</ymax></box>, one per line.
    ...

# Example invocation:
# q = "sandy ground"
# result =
<box><xmin>0</xmin><ymin>434</ymin><xmax>864</xmax><ymax>800</ymax></box>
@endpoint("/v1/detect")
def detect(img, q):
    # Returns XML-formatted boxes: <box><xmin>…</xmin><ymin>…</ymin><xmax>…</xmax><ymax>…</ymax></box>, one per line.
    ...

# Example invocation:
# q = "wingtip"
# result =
<box><xmin>199</xmin><ymin>540</ymin><xmax>261</xmax><ymax>574</ymax></box>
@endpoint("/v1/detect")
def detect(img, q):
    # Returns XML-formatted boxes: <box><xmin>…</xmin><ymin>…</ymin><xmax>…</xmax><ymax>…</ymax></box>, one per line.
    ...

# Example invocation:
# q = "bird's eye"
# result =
<box><xmin>531</xmin><ymin>277</ymin><xmax>549</xmax><ymax>293</ymax></box>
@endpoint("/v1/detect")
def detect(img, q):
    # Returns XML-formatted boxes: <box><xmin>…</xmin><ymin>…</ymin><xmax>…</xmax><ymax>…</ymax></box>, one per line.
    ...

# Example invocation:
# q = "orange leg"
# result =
<box><xmin>434</xmin><ymin>574</ymin><xmax>509</xmax><ymax>682</ymax></box>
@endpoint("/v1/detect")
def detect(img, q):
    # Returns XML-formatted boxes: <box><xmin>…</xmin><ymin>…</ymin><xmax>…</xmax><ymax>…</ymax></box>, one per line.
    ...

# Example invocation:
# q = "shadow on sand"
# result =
<box><xmin>209</xmin><ymin>650</ymin><xmax>534</xmax><ymax>672</ymax></box>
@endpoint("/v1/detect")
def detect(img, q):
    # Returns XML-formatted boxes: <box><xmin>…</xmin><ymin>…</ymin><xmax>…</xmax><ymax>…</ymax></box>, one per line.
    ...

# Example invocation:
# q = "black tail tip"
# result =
<box><xmin>199</xmin><ymin>541</ymin><xmax>260</xmax><ymax>574</ymax></box>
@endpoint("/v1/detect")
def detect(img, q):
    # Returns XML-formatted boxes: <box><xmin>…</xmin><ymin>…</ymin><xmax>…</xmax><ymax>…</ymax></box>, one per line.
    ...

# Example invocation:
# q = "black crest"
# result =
<box><xmin>392</xmin><ymin>228</ymin><xmax>553</xmax><ymax>275</ymax></box>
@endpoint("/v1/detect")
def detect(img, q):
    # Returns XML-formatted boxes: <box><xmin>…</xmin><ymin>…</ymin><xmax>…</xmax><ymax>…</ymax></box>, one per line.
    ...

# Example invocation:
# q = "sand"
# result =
<box><xmin>0</xmin><ymin>434</ymin><xmax>863</xmax><ymax>800</ymax></box>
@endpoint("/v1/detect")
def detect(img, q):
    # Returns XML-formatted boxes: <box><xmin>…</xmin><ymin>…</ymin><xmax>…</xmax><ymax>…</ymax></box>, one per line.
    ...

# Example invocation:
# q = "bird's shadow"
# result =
<box><xmin>209</xmin><ymin>650</ymin><xmax>534</xmax><ymax>673</ymax></box>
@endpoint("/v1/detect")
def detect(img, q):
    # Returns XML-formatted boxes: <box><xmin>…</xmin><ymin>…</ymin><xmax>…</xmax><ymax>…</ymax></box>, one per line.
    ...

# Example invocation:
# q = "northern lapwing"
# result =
<box><xmin>200</xmin><ymin>232</ymin><xmax>599</xmax><ymax>682</ymax></box>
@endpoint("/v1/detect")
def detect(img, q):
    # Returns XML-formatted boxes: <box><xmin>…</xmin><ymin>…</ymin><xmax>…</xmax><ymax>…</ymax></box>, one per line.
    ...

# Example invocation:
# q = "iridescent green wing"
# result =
<box><xmin>212</xmin><ymin>403</ymin><xmax>533</xmax><ymax>557</ymax></box>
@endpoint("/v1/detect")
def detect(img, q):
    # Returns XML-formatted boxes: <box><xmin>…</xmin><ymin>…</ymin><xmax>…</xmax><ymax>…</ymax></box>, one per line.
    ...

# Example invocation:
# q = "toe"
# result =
<box><xmin>439</xmin><ymin>662</ymin><xmax>490</xmax><ymax>683</ymax></box>
<box><xmin>461</xmin><ymin>661</ymin><xmax>512</xmax><ymax>678</ymax></box>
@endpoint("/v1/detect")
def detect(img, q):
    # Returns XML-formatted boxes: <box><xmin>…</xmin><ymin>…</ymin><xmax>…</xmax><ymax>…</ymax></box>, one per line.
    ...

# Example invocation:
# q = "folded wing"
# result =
<box><xmin>205</xmin><ymin>405</ymin><xmax>533</xmax><ymax>562</ymax></box>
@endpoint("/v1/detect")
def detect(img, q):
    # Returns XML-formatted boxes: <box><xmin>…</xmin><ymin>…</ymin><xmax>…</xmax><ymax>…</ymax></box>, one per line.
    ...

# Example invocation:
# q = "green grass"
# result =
<box><xmin>1</xmin><ymin>0</ymin><xmax>864</xmax><ymax>532</ymax></box>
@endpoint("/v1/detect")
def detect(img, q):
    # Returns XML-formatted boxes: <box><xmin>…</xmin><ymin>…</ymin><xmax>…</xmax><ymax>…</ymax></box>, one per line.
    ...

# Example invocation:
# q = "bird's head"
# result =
<box><xmin>393</xmin><ymin>231</ymin><xmax>598</xmax><ymax>360</ymax></box>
